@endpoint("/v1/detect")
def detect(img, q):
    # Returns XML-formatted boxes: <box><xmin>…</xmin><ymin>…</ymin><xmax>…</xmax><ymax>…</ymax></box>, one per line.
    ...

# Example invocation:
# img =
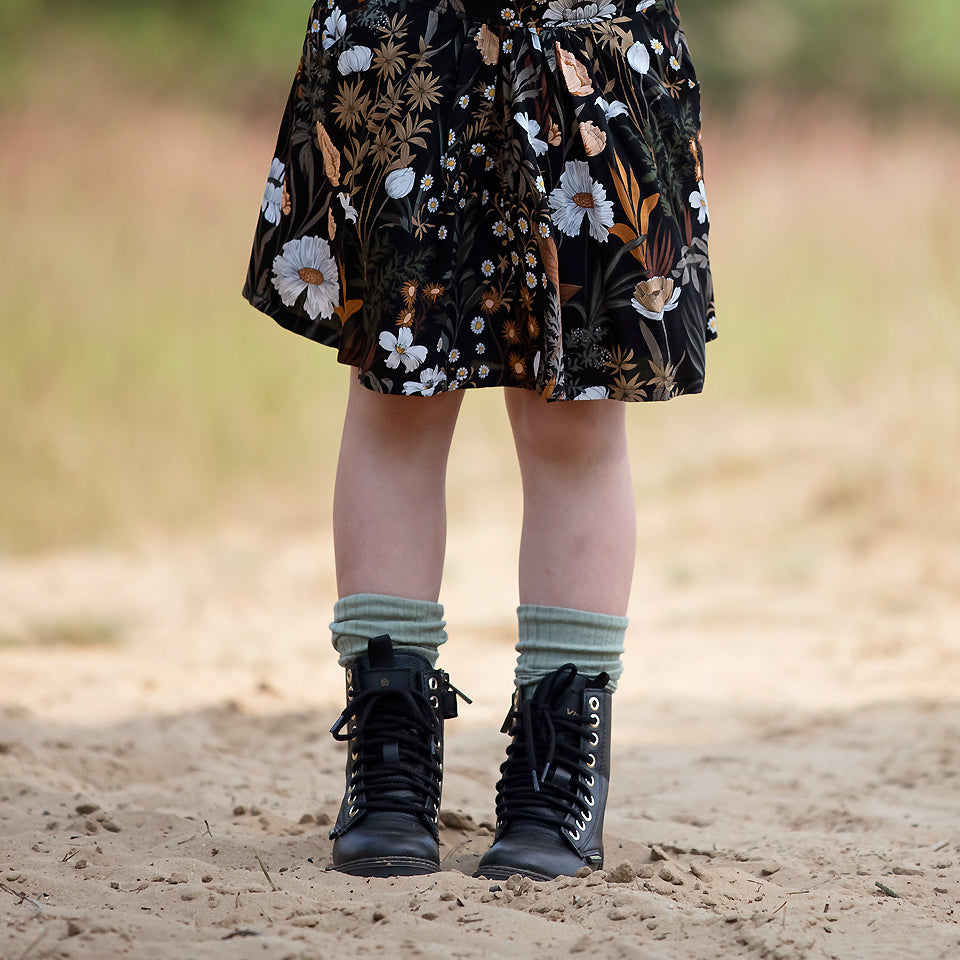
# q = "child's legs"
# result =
<box><xmin>504</xmin><ymin>388</ymin><xmax>636</xmax><ymax>616</ymax></box>
<box><xmin>333</xmin><ymin>373</ymin><xmax>463</xmax><ymax>602</ymax></box>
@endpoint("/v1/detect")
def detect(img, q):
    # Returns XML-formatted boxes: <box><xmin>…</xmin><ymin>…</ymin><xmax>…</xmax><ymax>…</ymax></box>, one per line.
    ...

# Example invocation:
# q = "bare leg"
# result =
<box><xmin>333</xmin><ymin>373</ymin><xmax>463</xmax><ymax>601</ymax></box>
<box><xmin>504</xmin><ymin>388</ymin><xmax>636</xmax><ymax>615</ymax></box>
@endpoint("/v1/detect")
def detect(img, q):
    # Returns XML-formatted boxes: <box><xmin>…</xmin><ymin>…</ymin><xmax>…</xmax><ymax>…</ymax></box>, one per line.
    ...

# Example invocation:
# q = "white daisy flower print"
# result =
<box><xmin>548</xmin><ymin>160</ymin><xmax>614</xmax><ymax>242</ymax></box>
<box><xmin>471</xmin><ymin>316</ymin><xmax>485</xmax><ymax>334</ymax></box>
<box><xmin>421</xmin><ymin>173</ymin><xmax>434</xmax><ymax>190</ymax></box>
<box><xmin>575</xmin><ymin>385</ymin><xmax>610</xmax><ymax>400</ymax></box>
<box><xmin>379</xmin><ymin>327</ymin><xmax>428</xmax><ymax>372</ymax></box>
<box><xmin>544</xmin><ymin>0</ymin><xmax>616</xmax><ymax>25</ymax></box>
<box><xmin>481</xmin><ymin>260</ymin><xmax>494</xmax><ymax>277</ymax></box>
<box><xmin>261</xmin><ymin>158</ymin><xmax>286</xmax><ymax>225</ymax></box>
<box><xmin>322</xmin><ymin>8</ymin><xmax>346</xmax><ymax>50</ymax></box>
<box><xmin>403</xmin><ymin>366</ymin><xmax>447</xmax><ymax>396</ymax></box>
<box><xmin>271</xmin><ymin>236</ymin><xmax>340</xmax><ymax>321</ymax></box>
<box><xmin>650</xmin><ymin>39</ymin><xmax>664</xmax><ymax>55</ymax></box>
<box><xmin>689</xmin><ymin>179</ymin><xmax>709</xmax><ymax>223</ymax></box>
<box><xmin>515</xmin><ymin>113</ymin><xmax>549</xmax><ymax>157</ymax></box>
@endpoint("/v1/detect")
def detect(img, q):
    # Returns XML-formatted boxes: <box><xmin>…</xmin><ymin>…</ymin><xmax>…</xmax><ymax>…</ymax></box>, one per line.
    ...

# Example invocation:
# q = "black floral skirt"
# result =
<box><xmin>243</xmin><ymin>0</ymin><xmax>716</xmax><ymax>401</ymax></box>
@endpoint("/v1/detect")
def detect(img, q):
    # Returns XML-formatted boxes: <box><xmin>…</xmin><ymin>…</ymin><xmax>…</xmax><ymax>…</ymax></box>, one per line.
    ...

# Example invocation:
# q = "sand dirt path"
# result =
<box><xmin>3</xmin><ymin>402</ymin><xmax>960</xmax><ymax>959</ymax></box>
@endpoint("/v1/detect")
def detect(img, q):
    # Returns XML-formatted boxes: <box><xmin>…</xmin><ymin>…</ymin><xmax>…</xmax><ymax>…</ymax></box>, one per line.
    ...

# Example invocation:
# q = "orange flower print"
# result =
<box><xmin>507</xmin><ymin>352</ymin><xmax>527</xmax><ymax>380</ymax></box>
<box><xmin>316</xmin><ymin>121</ymin><xmax>341</xmax><ymax>186</ymax></box>
<box><xmin>476</xmin><ymin>25</ymin><xmax>500</xmax><ymax>66</ymax></box>
<box><xmin>479</xmin><ymin>287</ymin><xmax>503</xmax><ymax>315</ymax></box>
<box><xmin>397</xmin><ymin>306</ymin><xmax>415</xmax><ymax>327</ymax></box>
<box><xmin>555</xmin><ymin>45</ymin><xmax>594</xmax><ymax>97</ymax></box>
<box><xmin>422</xmin><ymin>282</ymin><xmax>445</xmax><ymax>302</ymax></box>
<box><xmin>579</xmin><ymin>120</ymin><xmax>607</xmax><ymax>157</ymax></box>
<box><xmin>401</xmin><ymin>280</ymin><xmax>419</xmax><ymax>307</ymax></box>
<box><xmin>545</xmin><ymin>117</ymin><xmax>562</xmax><ymax>147</ymax></box>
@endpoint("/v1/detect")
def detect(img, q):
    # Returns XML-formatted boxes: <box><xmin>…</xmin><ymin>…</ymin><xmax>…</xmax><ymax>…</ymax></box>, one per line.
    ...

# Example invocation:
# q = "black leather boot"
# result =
<box><xmin>475</xmin><ymin>664</ymin><xmax>612</xmax><ymax>881</ymax></box>
<box><xmin>328</xmin><ymin>635</ymin><xmax>468</xmax><ymax>877</ymax></box>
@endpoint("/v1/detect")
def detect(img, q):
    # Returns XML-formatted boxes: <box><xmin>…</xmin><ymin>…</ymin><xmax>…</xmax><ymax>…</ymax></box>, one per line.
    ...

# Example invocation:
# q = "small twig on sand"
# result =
<box><xmin>255</xmin><ymin>852</ymin><xmax>279</xmax><ymax>891</ymax></box>
<box><xmin>204</xmin><ymin>820</ymin><xmax>213</xmax><ymax>837</ymax></box>
<box><xmin>440</xmin><ymin>838</ymin><xmax>475</xmax><ymax>865</ymax></box>
<box><xmin>15</xmin><ymin>930</ymin><xmax>48</xmax><ymax>960</ymax></box>
<box><xmin>1</xmin><ymin>881</ymin><xmax>44</xmax><ymax>917</ymax></box>
<box><xmin>875</xmin><ymin>881</ymin><xmax>902</xmax><ymax>899</ymax></box>
<box><xmin>222</xmin><ymin>929</ymin><xmax>262</xmax><ymax>940</ymax></box>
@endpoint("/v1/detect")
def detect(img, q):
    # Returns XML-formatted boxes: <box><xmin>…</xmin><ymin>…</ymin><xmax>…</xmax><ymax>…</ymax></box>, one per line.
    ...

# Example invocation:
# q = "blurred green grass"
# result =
<box><xmin>1</xmin><ymin>7</ymin><xmax>959</xmax><ymax>553</ymax></box>
<box><xmin>4</xmin><ymin>0</ymin><xmax>960</xmax><ymax>116</ymax></box>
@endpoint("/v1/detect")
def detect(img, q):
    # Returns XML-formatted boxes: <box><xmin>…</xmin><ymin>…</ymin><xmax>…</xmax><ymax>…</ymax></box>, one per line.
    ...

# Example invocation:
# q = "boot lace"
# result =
<box><xmin>330</xmin><ymin>684</ymin><xmax>444</xmax><ymax>821</ymax></box>
<box><xmin>494</xmin><ymin>665</ymin><xmax>607</xmax><ymax>835</ymax></box>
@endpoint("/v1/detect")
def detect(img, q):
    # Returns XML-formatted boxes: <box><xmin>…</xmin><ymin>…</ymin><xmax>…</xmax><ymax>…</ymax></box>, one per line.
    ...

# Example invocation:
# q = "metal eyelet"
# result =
<box><xmin>584</xmin><ymin>775</ymin><xmax>594</xmax><ymax>788</ymax></box>
<box><xmin>429</xmin><ymin>695</ymin><xmax>439</xmax><ymax>709</ymax></box>
<box><xmin>346</xmin><ymin>669</ymin><xmax>353</xmax><ymax>684</ymax></box>
<box><xmin>582</xmin><ymin>809</ymin><xmax>593</xmax><ymax>823</ymax></box>
<box><xmin>428</xmin><ymin>676</ymin><xmax>439</xmax><ymax>690</ymax></box>
<box><xmin>586</xmin><ymin>753</ymin><xmax>596</xmax><ymax>768</ymax></box>
<box><xmin>584</xmin><ymin>793</ymin><xmax>595</xmax><ymax>807</ymax></box>
<box><xmin>575</xmin><ymin>818</ymin><xmax>585</xmax><ymax>830</ymax></box>
<box><xmin>589</xmin><ymin>713</ymin><xmax>600</xmax><ymax>728</ymax></box>
<box><xmin>348</xmin><ymin>805</ymin><xmax>358</xmax><ymax>817</ymax></box>
<box><xmin>588</xmin><ymin>731</ymin><xmax>599</xmax><ymax>746</ymax></box>
<box><xmin>568</xmin><ymin>828</ymin><xmax>581</xmax><ymax>842</ymax></box>
<box><xmin>588</xmin><ymin>696</ymin><xmax>600</xmax><ymax>711</ymax></box>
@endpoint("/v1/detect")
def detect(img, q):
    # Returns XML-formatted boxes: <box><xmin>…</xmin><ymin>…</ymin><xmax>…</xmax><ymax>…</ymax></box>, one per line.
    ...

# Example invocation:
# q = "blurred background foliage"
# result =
<box><xmin>2</xmin><ymin>0</ymin><xmax>960</xmax><ymax>115</ymax></box>
<box><xmin>2</xmin><ymin>0</ymin><xmax>958</xmax><ymax>553</ymax></box>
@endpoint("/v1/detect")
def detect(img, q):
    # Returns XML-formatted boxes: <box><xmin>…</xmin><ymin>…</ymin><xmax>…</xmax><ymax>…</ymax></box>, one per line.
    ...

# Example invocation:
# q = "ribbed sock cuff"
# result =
<box><xmin>515</xmin><ymin>604</ymin><xmax>627</xmax><ymax>692</ymax></box>
<box><xmin>330</xmin><ymin>593</ymin><xmax>447</xmax><ymax>668</ymax></box>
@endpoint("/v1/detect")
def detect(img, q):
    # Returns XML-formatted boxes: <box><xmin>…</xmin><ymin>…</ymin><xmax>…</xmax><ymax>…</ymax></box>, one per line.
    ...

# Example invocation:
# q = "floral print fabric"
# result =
<box><xmin>243</xmin><ymin>0</ymin><xmax>716</xmax><ymax>401</ymax></box>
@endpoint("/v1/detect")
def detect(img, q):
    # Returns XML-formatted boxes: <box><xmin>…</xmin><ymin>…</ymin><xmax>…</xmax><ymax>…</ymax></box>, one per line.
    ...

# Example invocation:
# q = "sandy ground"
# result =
<box><xmin>2</xmin><ymin>396</ymin><xmax>960</xmax><ymax>960</ymax></box>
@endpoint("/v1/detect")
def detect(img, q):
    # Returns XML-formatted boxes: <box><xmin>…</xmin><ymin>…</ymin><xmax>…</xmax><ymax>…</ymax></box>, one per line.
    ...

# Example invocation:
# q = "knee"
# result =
<box><xmin>507</xmin><ymin>391</ymin><xmax>627</xmax><ymax>469</ymax></box>
<box><xmin>344</xmin><ymin>379</ymin><xmax>463</xmax><ymax>459</ymax></box>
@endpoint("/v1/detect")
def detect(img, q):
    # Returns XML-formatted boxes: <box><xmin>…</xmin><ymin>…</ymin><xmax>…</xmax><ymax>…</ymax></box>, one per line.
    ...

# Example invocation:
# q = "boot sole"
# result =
<box><xmin>332</xmin><ymin>856</ymin><xmax>439</xmax><ymax>878</ymax></box>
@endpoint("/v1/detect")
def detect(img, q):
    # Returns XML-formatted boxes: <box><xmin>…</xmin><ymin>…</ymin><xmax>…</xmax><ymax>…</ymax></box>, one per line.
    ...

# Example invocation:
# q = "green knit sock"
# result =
<box><xmin>515</xmin><ymin>604</ymin><xmax>627</xmax><ymax>692</ymax></box>
<box><xmin>330</xmin><ymin>593</ymin><xmax>447</xmax><ymax>668</ymax></box>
